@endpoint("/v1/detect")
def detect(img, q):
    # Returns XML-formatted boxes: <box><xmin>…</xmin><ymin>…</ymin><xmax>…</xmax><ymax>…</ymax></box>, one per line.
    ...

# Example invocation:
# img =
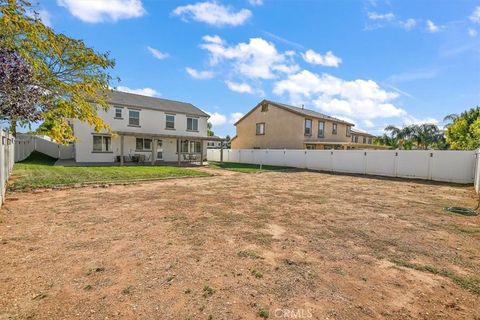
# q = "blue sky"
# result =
<box><xmin>33</xmin><ymin>0</ymin><xmax>480</xmax><ymax>137</ymax></box>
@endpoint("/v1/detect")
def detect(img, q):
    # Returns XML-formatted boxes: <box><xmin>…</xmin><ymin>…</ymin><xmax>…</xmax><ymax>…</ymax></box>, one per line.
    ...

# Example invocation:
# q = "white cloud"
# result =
<box><xmin>426</xmin><ymin>20</ymin><xmax>440</xmax><ymax>33</ymax></box>
<box><xmin>363</xmin><ymin>120</ymin><xmax>375</xmax><ymax>128</ymax></box>
<box><xmin>367</xmin><ymin>12</ymin><xmax>395</xmax><ymax>21</ymax></box>
<box><xmin>207</xmin><ymin>112</ymin><xmax>227</xmax><ymax>126</ymax></box>
<box><xmin>248</xmin><ymin>0</ymin><xmax>263</xmax><ymax>5</ymax></box>
<box><xmin>116</xmin><ymin>86</ymin><xmax>159</xmax><ymax>97</ymax></box>
<box><xmin>230</xmin><ymin>112</ymin><xmax>244</xmax><ymax>124</ymax></box>
<box><xmin>273</xmin><ymin>70</ymin><xmax>406</xmax><ymax>121</ymax></box>
<box><xmin>200</xmin><ymin>35</ymin><xmax>299</xmax><ymax>79</ymax></box>
<box><xmin>185</xmin><ymin>67</ymin><xmax>214</xmax><ymax>79</ymax></box>
<box><xmin>147</xmin><ymin>46</ymin><xmax>169</xmax><ymax>60</ymax></box>
<box><xmin>388</xmin><ymin>69</ymin><xmax>438</xmax><ymax>83</ymax></box>
<box><xmin>470</xmin><ymin>6</ymin><xmax>480</xmax><ymax>24</ymax></box>
<box><xmin>468</xmin><ymin>28</ymin><xmax>478</xmax><ymax>37</ymax></box>
<box><xmin>301</xmin><ymin>49</ymin><xmax>342</xmax><ymax>67</ymax></box>
<box><xmin>399</xmin><ymin>18</ymin><xmax>416</xmax><ymax>30</ymax></box>
<box><xmin>403</xmin><ymin>115</ymin><xmax>439</xmax><ymax>125</ymax></box>
<box><xmin>57</xmin><ymin>0</ymin><xmax>145</xmax><ymax>23</ymax></box>
<box><xmin>225</xmin><ymin>80</ymin><xmax>253</xmax><ymax>94</ymax></box>
<box><xmin>172</xmin><ymin>1</ymin><xmax>251</xmax><ymax>27</ymax></box>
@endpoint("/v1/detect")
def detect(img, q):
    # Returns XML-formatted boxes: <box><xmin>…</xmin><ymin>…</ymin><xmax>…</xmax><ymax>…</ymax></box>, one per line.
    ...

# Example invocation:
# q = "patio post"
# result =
<box><xmin>177</xmin><ymin>138</ymin><xmax>181</xmax><ymax>166</ymax></box>
<box><xmin>220</xmin><ymin>141</ymin><xmax>224</xmax><ymax>163</ymax></box>
<box><xmin>120</xmin><ymin>135</ymin><xmax>124</xmax><ymax>166</ymax></box>
<box><xmin>152</xmin><ymin>138</ymin><xmax>157</xmax><ymax>165</ymax></box>
<box><xmin>200</xmin><ymin>140</ymin><xmax>203</xmax><ymax>166</ymax></box>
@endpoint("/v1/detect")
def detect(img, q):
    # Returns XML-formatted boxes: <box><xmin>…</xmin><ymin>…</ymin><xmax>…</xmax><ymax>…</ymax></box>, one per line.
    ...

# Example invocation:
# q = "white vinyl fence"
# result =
<box><xmin>475</xmin><ymin>150</ymin><xmax>480</xmax><ymax>193</ymax></box>
<box><xmin>208</xmin><ymin>149</ymin><xmax>477</xmax><ymax>184</ymax></box>
<box><xmin>0</xmin><ymin>130</ymin><xmax>15</xmax><ymax>206</ymax></box>
<box><xmin>14</xmin><ymin>135</ymin><xmax>74</xmax><ymax>162</ymax></box>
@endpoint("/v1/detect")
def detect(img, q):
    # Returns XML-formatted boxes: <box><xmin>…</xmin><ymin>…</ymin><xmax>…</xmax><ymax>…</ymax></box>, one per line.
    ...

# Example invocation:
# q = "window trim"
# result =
<box><xmin>165</xmin><ymin>114</ymin><xmax>175</xmax><ymax>130</ymax></box>
<box><xmin>92</xmin><ymin>135</ymin><xmax>112</xmax><ymax>153</ymax></box>
<box><xmin>256</xmin><ymin>122</ymin><xmax>265</xmax><ymax>135</ymax></box>
<box><xmin>318</xmin><ymin>121</ymin><xmax>325</xmax><ymax>138</ymax></box>
<box><xmin>114</xmin><ymin>107</ymin><xmax>123</xmax><ymax>119</ymax></box>
<box><xmin>135</xmin><ymin>138</ymin><xmax>152</xmax><ymax>151</ymax></box>
<box><xmin>332</xmin><ymin>122</ymin><xmax>338</xmax><ymax>135</ymax></box>
<box><xmin>128</xmin><ymin>109</ymin><xmax>140</xmax><ymax>127</ymax></box>
<box><xmin>304</xmin><ymin>118</ymin><xmax>312</xmax><ymax>136</ymax></box>
<box><xmin>187</xmin><ymin>117</ymin><xmax>199</xmax><ymax>132</ymax></box>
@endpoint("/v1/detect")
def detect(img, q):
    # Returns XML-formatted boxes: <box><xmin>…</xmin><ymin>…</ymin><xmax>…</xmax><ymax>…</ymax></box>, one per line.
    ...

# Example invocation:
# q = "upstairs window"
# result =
<box><xmin>261</xmin><ymin>104</ymin><xmax>268</xmax><ymax>112</ymax></box>
<box><xmin>363</xmin><ymin>137</ymin><xmax>367</xmax><ymax>144</ymax></box>
<box><xmin>129</xmin><ymin>110</ymin><xmax>140</xmax><ymax>126</ymax></box>
<box><xmin>93</xmin><ymin>135</ymin><xmax>111</xmax><ymax>152</ymax></box>
<box><xmin>115</xmin><ymin>107</ymin><xmax>123</xmax><ymax>119</ymax></box>
<box><xmin>318</xmin><ymin>121</ymin><xmax>325</xmax><ymax>138</ymax></box>
<box><xmin>166</xmin><ymin>114</ymin><xmax>175</xmax><ymax>129</ymax></box>
<box><xmin>304</xmin><ymin>119</ymin><xmax>312</xmax><ymax>136</ymax></box>
<box><xmin>346</xmin><ymin>125</ymin><xmax>351</xmax><ymax>137</ymax></box>
<box><xmin>332</xmin><ymin>123</ymin><xmax>338</xmax><ymax>135</ymax></box>
<box><xmin>136</xmin><ymin>138</ymin><xmax>152</xmax><ymax>151</ymax></box>
<box><xmin>187</xmin><ymin>117</ymin><xmax>198</xmax><ymax>131</ymax></box>
<box><xmin>256</xmin><ymin>123</ymin><xmax>265</xmax><ymax>135</ymax></box>
<box><xmin>368</xmin><ymin>138</ymin><xmax>372</xmax><ymax>144</ymax></box>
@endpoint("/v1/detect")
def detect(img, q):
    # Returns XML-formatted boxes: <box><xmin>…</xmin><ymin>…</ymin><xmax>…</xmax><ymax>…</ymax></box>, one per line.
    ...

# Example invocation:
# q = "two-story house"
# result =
<box><xmin>351</xmin><ymin>129</ymin><xmax>375</xmax><ymax>146</ymax></box>
<box><xmin>231</xmin><ymin>100</ymin><xmax>381</xmax><ymax>150</ymax></box>
<box><xmin>73</xmin><ymin>90</ymin><xmax>223</xmax><ymax>164</ymax></box>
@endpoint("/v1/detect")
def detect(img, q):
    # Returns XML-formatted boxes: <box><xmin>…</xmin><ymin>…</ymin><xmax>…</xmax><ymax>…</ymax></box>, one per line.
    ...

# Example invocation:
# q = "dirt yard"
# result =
<box><xmin>1</xmin><ymin>168</ymin><xmax>479</xmax><ymax>320</ymax></box>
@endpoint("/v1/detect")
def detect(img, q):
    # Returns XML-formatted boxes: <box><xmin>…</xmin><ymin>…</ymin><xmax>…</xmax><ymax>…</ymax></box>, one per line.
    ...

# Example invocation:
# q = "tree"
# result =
<box><xmin>207</xmin><ymin>122</ymin><xmax>214</xmax><ymax>136</ymax></box>
<box><xmin>0</xmin><ymin>49</ymin><xmax>43</xmax><ymax>135</ymax></box>
<box><xmin>225</xmin><ymin>134</ymin><xmax>231</xmax><ymax>149</ymax></box>
<box><xmin>0</xmin><ymin>0</ymin><xmax>115</xmax><ymax>143</ymax></box>
<box><xmin>445</xmin><ymin>107</ymin><xmax>480</xmax><ymax>150</ymax></box>
<box><xmin>381</xmin><ymin>123</ymin><xmax>444</xmax><ymax>150</ymax></box>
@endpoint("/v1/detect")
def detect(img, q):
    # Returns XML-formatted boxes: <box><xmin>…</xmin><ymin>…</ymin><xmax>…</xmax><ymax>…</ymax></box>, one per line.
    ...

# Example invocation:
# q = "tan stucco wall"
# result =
<box><xmin>232</xmin><ymin>102</ymin><xmax>352</xmax><ymax>149</ymax></box>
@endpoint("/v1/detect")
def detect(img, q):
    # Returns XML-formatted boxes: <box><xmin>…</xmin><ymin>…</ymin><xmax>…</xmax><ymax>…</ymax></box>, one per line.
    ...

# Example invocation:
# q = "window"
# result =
<box><xmin>304</xmin><ymin>119</ymin><xmax>312</xmax><ymax>136</ymax></box>
<box><xmin>261</xmin><ymin>104</ymin><xmax>268</xmax><ymax>112</ymax></box>
<box><xmin>129</xmin><ymin>110</ymin><xmax>140</xmax><ymax>126</ymax></box>
<box><xmin>115</xmin><ymin>107</ymin><xmax>122</xmax><ymax>119</ymax></box>
<box><xmin>318</xmin><ymin>121</ymin><xmax>325</xmax><ymax>138</ymax></box>
<box><xmin>187</xmin><ymin>117</ymin><xmax>198</xmax><ymax>131</ymax></box>
<box><xmin>354</xmin><ymin>136</ymin><xmax>358</xmax><ymax>143</ymax></box>
<box><xmin>368</xmin><ymin>138</ymin><xmax>372</xmax><ymax>144</ymax></box>
<box><xmin>332</xmin><ymin>123</ymin><xmax>337</xmax><ymax>135</ymax></box>
<box><xmin>136</xmin><ymin>138</ymin><xmax>152</xmax><ymax>151</ymax></box>
<box><xmin>306</xmin><ymin>144</ymin><xmax>315</xmax><ymax>150</ymax></box>
<box><xmin>363</xmin><ymin>137</ymin><xmax>367</xmax><ymax>144</ymax></box>
<box><xmin>190</xmin><ymin>141</ymin><xmax>202</xmax><ymax>153</ymax></box>
<box><xmin>179</xmin><ymin>140</ymin><xmax>189</xmax><ymax>153</ymax></box>
<box><xmin>346</xmin><ymin>125</ymin><xmax>351</xmax><ymax>137</ymax></box>
<box><xmin>256</xmin><ymin>123</ymin><xmax>265</xmax><ymax>135</ymax></box>
<box><xmin>92</xmin><ymin>135</ymin><xmax>111</xmax><ymax>152</ymax></box>
<box><xmin>166</xmin><ymin>114</ymin><xmax>175</xmax><ymax>129</ymax></box>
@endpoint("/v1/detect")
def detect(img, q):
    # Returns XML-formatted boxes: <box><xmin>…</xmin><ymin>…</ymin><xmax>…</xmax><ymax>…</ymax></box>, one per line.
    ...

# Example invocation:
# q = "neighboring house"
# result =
<box><xmin>73</xmin><ymin>90</ymin><xmax>223</xmax><ymax>164</ymax></box>
<box><xmin>231</xmin><ymin>100</ymin><xmax>382</xmax><ymax>150</ymax></box>
<box><xmin>207</xmin><ymin>135</ymin><xmax>229</xmax><ymax>149</ymax></box>
<box><xmin>350</xmin><ymin>129</ymin><xmax>375</xmax><ymax>146</ymax></box>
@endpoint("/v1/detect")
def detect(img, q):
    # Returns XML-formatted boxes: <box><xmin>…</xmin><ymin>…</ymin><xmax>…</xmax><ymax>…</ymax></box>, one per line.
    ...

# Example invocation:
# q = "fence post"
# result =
<box><xmin>394</xmin><ymin>151</ymin><xmax>399</xmax><ymax>178</ymax></box>
<box><xmin>427</xmin><ymin>151</ymin><xmax>433</xmax><ymax>180</ymax></box>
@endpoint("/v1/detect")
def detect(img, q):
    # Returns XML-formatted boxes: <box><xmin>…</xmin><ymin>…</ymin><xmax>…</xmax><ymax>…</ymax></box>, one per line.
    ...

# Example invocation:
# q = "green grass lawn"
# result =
<box><xmin>9</xmin><ymin>152</ymin><xmax>210</xmax><ymax>190</ymax></box>
<box><xmin>209</xmin><ymin>161</ymin><xmax>293</xmax><ymax>173</ymax></box>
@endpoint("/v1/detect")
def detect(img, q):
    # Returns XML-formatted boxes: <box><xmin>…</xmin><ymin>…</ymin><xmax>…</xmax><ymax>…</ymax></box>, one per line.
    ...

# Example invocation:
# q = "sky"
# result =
<box><xmin>29</xmin><ymin>0</ymin><xmax>480</xmax><ymax>137</ymax></box>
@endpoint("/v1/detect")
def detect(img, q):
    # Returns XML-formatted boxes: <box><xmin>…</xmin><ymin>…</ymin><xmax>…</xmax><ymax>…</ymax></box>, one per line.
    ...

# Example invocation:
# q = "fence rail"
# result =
<box><xmin>208</xmin><ymin>149</ymin><xmax>478</xmax><ymax>184</ymax></box>
<box><xmin>0</xmin><ymin>130</ymin><xmax>15</xmax><ymax>207</ymax></box>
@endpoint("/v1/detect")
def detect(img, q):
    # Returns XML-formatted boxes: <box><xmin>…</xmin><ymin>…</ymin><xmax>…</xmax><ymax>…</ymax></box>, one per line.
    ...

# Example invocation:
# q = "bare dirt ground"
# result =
<box><xmin>1</xmin><ymin>169</ymin><xmax>479</xmax><ymax>320</ymax></box>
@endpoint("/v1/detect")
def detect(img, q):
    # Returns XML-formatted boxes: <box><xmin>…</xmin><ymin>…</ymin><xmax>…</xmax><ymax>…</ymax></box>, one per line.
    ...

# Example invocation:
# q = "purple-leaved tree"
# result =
<box><xmin>0</xmin><ymin>49</ymin><xmax>43</xmax><ymax>136</ymax></box>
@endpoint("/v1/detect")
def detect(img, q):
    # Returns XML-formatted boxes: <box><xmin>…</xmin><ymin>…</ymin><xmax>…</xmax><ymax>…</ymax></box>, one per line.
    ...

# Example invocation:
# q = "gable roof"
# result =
<box><xmin>107</xmin><ymin>90</ymin><xmax>209</xmax><ymax>117</ymax></box>
<box><xmin>234</xmin><ymin>99</ymin><xmax>354</xmax><ymax>126</ymax></box>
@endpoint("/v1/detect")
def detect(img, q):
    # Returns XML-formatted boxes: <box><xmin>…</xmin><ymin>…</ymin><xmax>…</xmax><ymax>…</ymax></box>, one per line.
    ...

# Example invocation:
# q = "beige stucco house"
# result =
<box><xmin>231</xmin><ymin>100</ymin><xmax>383</xmax><ymax>150</ymax></box>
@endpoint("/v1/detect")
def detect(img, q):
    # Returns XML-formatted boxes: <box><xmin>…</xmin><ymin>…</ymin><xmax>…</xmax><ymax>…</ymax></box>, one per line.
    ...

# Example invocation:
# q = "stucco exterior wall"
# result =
<box><xmin>231</xmin><ymin>102</ymin><xmax>352</xmax><ymax>149</ymax></box>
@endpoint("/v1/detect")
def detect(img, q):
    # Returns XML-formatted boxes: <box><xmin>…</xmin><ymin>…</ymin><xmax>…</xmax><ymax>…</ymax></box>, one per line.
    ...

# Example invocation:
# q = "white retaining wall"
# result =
<box><xmin>0</xmin><ymin>130</ymin><xmax>15</xmax><ymax>206</ymax></box>
<box><xmin>208</xmin><ymin>149</ymin><xmax>477</xmax><ymax>184</ymax></box>
<box><xmin>14</xmin><ymin>135</ymin><xmax>74</xmax><ymax>162</ymax></box>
